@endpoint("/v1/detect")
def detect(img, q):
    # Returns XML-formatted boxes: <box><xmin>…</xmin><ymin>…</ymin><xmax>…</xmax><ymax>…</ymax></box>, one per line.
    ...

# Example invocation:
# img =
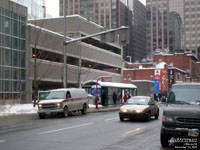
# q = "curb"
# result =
<box><xmin>87</xmin><ymin>107</ymin><xmax>120</xmax><ymax>113</ymax></box>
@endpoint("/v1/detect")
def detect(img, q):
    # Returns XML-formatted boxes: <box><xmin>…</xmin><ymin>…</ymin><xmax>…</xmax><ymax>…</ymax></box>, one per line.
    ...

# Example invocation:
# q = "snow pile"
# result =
<box><xmin>0</xmin><ymin>103</ymin><xmax>104</xmax><ymax>116</ymax></box>
<box><xmin>88</xmin><ymin>104</ymin><xmax>103</xmax><ymax>108</ymax></box>
<box><xmin>0</xmin><ymin>104</ymin><xmax>38</xmax><ymax>116</ymax></box>
<box><xmin>156</xmin><ymin>62</ymin><xmax>166</xmax><ymax>69</ymax></box>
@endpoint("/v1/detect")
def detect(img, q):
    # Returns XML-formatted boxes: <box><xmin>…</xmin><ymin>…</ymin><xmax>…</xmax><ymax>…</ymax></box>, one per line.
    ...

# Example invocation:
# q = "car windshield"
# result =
<box><xmin>39</xmin><ymin>91</ymin><xmax>65</xmax><ymax>100</ymax></box>
<box><xmin>127</xmin><ymin>97</ymin><xmax>149</xmax><ymax>105</ymax></box>
<box><xmin>168</xmin><ymin>85</ymin><xmax>200</xmax><ymax>105</ymax></box>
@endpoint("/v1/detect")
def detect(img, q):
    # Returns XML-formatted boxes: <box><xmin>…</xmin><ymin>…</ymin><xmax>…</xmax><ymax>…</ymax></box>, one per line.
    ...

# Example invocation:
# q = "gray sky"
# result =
<box><xmin>46</xmin><ymin>0</ymin><xmax>146</xmax><ymax>17</ymax></box>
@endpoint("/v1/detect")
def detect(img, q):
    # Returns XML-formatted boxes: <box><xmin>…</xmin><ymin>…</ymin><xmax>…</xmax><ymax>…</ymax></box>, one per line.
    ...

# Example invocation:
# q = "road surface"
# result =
<box><xmin>0</xmin><ymin>105</ymin><xmax>174</xmax><ymax>150</ymax></box>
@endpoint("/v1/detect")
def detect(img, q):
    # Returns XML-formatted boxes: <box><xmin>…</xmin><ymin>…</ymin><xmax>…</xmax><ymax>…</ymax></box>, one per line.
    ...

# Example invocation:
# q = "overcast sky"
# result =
<box><xmin>46</xmin><ymin>0</ymin><xmax>146</xmax><ymax>17</ymax></box>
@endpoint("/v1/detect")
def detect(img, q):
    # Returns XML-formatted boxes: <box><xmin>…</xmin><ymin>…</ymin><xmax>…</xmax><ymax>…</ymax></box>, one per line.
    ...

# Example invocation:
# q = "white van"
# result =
<box><xmin>37</xmin><ymin>88</ymin><xmax>88</xmax><ymax>119</ymax></box>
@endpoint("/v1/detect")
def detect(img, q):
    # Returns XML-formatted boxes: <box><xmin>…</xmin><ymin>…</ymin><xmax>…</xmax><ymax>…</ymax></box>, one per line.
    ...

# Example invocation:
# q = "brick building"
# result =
<box><xmin>197</xmin><ymin>62</ymin><xmax>200</xmax><ymax>82</ymax></box>
<box><xmin>154</xmin><ymin>52</ymin><xmax>198</xmax><ymax>81</ymax></box>
<box><xmin>123</xmin><ymin>52</ymin><xmax>200</xmax><ymax>93</ymax></box>
<box><xmin>123</xmin><ymin>64</ymin><xmax>185</xmax><ymax>93</ymax></box>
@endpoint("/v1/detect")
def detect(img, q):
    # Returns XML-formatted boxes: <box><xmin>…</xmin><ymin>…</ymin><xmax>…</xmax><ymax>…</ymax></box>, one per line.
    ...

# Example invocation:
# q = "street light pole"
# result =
<box><xmin>63</xmin><ymin>0</ymin><xmax>67</xmax><ymax>88</ymax></box>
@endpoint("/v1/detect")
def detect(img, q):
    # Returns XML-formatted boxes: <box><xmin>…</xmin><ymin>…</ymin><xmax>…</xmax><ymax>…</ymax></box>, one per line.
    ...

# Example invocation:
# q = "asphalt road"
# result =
<box><xmin>0</xmin><ymin>105</ymin><xmax>174</xmax><ymax>150</ymax></box>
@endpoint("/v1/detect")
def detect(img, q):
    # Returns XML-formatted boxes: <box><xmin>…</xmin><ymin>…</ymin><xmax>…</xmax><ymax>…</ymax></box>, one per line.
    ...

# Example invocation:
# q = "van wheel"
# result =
<box><xmin>81</xmin><ymin>104</ymin><xmax>87</xmax><ymax>115</ymax></box>
<box><xmin>160</xmin><ymin>132</ymin><xmax>170</xmax><ymax>147</ymax></box>
<box><xmin>39</xmin><ymin>114</ymin><xmax>45</xmax><ymax>119</ymax></box>
<box><xmin>63</xmin><ymin>106</ymin><xmax>68</xmax><ymax>118</ymax></box>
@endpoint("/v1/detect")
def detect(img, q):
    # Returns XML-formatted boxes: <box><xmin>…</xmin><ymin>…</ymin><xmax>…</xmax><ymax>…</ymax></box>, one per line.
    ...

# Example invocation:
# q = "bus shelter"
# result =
<box><xmin>82</xmin><ymin>80</ymin><xmax>137</xmax><ymax>106</ymax></box>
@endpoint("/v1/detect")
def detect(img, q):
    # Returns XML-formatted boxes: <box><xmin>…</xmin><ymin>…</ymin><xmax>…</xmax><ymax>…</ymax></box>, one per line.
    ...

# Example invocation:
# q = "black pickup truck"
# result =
<box><xmin>160</xmin><ymin>83</ymin><xmax>200</xmax><ymax>147</ymax></box>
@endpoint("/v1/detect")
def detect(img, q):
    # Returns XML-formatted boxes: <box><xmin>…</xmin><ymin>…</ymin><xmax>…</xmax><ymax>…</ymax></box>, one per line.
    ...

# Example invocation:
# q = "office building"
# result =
<box><xmin>27</xmin><ymin>15</ymin><xmax>123</xmax><ymax>101</ymax></box>
<box><xmin>0</xmin><ymin>0</ymin><xmax>27</xmax><ymax>104</ymax></box>
<box><xmin>59</xmin><ymin>0</ymin><xmax>147</xmax><ymax>62</ymax></box>
<box><xmin>11</xmin><ymin>0</ymin><xmax>45</xmax><ymax>19</ymax></box>
<box><xmin>146</xmin><ymin>0</ymin><xmax>200</xmax><ymax>57</ymax></box>
<box><xmin>0</xmin><ymin>0</ymin><xmax>123</xmax><ymax>104</ymax></box>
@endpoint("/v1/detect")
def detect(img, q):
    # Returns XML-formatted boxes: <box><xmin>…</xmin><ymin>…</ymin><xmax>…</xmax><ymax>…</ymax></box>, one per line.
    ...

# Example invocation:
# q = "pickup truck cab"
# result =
<box><xmin>160</xmin><ymin>83</ymin><xmax>200</xmax><ymax>147</ymax></box>
<box><xmin>37</xmin><ymin>88</ymin><xmax>88</xmax><ymax>119</ymax></box>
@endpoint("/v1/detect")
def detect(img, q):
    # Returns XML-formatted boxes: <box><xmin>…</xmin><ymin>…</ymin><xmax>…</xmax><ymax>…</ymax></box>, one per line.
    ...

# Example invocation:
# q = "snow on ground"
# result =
<box><xmin>88</xmin><ymin>104</ymin><xmax>103</xmax><ymax>108</ymax></box>
<box><xmin>0</xmin><ymin>104</ymin><xmax>38</xmax><ymax>116</ymax></box>
<box><xmin>0</xmin><ymin>103</ymin><xmax>103</xmax><ymax>116</ymax></box>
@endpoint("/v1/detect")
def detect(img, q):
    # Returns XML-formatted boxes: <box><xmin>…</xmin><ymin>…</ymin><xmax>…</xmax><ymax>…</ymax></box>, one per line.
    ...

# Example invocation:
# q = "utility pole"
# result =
<box><xmin>63</xmin><ymin>0</ymin><xmax>67</xmax><ymax>88</ymax></box>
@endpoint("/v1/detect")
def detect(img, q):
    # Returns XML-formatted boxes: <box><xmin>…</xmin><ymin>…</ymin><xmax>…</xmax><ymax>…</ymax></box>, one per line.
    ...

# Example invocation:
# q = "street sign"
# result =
<box><xmin>168</xmin><ymin>69</ymin><xmax>174</xmax><ymax>88</ymax></box>
<box><xmin>100</xmin><ymin>76</ymin><xmax>112</xmax><ymax>82</ymax></box>
<box><xmin>154</xmin><ymin>70</ymin><xmax>161</xmax><ymax>79</ymax></box>
<box><xmin>152</xmin><ymin>79</ymin><xmax>160</xmax><ymax>94</ymax></box>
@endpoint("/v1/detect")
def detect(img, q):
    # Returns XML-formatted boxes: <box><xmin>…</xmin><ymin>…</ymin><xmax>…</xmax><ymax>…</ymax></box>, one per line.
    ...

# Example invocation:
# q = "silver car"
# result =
<box><xmin>119</xmin><ymin>96</ymin><xmax>159</xmax><ymax>121</ymax></box>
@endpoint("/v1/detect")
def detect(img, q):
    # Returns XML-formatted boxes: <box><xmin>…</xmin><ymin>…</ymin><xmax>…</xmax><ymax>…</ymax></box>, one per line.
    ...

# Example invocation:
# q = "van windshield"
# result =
<box><xmin>168</xmin><ymin>85</ymin><xmax>200</xmax><ymax>105</ymax></box>
<box><xmin>39</xmin><ymin>91</ymin><xmax>65</xmax><ymax>100</ymax></box>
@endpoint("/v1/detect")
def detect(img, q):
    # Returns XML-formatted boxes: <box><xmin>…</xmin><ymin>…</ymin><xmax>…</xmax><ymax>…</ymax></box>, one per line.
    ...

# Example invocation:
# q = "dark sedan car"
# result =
<box><xmin>119</xmin><ymin>96</ymin><xmax>159</xmax><ymax>121</ymax></box>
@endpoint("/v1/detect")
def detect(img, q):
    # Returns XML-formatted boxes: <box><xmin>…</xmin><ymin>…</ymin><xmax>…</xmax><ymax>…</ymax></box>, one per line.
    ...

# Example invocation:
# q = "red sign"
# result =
<box><xmin>154</xmin><ymin>70</ymin><xmax>161</xmax><ymax>79</ymax></box>
<box><xmin>100</xmin><ymin>76</ymin><xmax>112</xmax><ymax>82</ymax></box>
<box><xmin>161</xmin><ymin>69</ymin><xmax>168</xmax><ymax>92</ymax></box>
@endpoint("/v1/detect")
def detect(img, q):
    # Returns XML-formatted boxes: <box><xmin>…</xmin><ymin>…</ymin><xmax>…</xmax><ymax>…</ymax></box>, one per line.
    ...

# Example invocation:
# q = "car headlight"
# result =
<box><xmin>56</xmin><ymin>103</ymin><xmax>62</xmax><ymax>109</ymax></box>
<box><xmin>162</xmin><ymin>115</ymin><xmax>174</xmax><ymax>123</ymax></box>
<box><xmin>38</xmin><ymin>104</ymin><xmax>42</xmax><ymax>110</ymax></box>
<box><xmin>121</xmin><ymin>108</ymin><xmax>128</xmax><ymax>113</ymax></box>
<box><xmin>136</xmin><ymin>109</ymin><xmax>143</xmax><ymax>113</ymax></box>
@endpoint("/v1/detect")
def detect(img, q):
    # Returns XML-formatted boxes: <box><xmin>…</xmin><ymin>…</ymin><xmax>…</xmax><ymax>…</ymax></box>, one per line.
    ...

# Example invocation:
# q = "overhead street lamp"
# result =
<box><xmin>63</xmin><ymin>24</ymin><xmax>129</xmax><ymax>89</ymax></box>
<box><xmin>63</xmin><ymin>0</ymin><xmax>67</xmax><ymax>88</ymax></box>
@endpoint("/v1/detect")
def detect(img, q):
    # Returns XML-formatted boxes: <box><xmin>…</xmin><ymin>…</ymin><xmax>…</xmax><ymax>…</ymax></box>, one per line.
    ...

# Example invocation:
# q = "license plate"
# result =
<box><xmin>188</xmin><ymin>129</ymin><xmax>199</xmax><ymax>137</ymax></box>
<box><xmin>46</xmin><ymin>112</ymin><xmax>51</xmax><ymax>115</ymax></box>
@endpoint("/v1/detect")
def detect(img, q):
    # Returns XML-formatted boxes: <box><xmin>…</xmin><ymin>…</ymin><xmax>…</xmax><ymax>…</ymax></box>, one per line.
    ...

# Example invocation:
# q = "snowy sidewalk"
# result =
<box><xmin>0</xmin><ymin>104</ymin><xmax>38</xmax><ymax>116</ymax></box>
<box><xmin>0</xmin><ymin>104</ymin><xmax>120</xmax><ymax>128</ymax></box>
<box><xmin>0</xmin><ymin>103</ymin><xmax>120</xmax><ymax>116</ymax></box>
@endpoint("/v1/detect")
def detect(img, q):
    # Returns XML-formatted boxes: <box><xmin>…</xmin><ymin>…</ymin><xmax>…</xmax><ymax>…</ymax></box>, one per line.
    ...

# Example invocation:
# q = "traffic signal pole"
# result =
<box><xmin>63</xmin><ymin>0</ymin><xmax>67</xmax><ymax>88</ymax></box>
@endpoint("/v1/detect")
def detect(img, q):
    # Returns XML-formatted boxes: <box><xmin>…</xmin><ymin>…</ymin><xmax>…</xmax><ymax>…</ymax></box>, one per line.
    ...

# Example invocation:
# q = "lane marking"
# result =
<box><xmin>39</xmin><ymin>122</ymin><xmax>94</xmax><ymax>135</ymax></box>
<box><xmin>0</xmin><ymin>140</ymin><xmax>6</xmax><ymax>143</ymax></box>
<box><xmin>105</xmin><ymin>117</ymin><xmax>119</xmax><ymax>121</ymax></box>
<box><xmin>123</xmin><ymin>128</ymin><xmax>142</xmax><ymax>136</ymax></box>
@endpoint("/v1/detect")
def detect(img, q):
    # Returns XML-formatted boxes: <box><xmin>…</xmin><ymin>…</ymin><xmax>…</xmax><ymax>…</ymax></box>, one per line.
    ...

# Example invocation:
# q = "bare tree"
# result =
<box><xmin>30</xmin><ymin>20</ymin><xmax>62</xmax><ymax>107</ymax></box>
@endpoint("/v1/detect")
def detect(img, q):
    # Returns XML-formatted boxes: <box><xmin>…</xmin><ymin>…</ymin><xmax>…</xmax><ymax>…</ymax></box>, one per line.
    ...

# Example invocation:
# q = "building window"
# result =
<box><xmin>0</xmin><ymin>6</ymin><xmax>26</xmax><ymax>100</ymax></box>
<box><xmin>176</xmin><ymin>73</ymin><xmax>181</xmax><ymax>81</ymax></box>
<box><xmin>127</xmin><ymin>74</ymin><xmax>131</xmax><ymax>80</ymax></box>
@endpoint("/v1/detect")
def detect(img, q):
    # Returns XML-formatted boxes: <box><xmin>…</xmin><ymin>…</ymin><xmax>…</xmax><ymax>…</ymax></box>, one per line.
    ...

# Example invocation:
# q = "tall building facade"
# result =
<box><xmin>146</xmin><ymin>0</ymin><xmax>200</xmax><ymax>57</ymax></box>
<box><xmin>0</xmin><ymin>0</ymin><xmax>27</xmax><ymax>104</ymax></box>
<box><xmin>59</xmin><ymin>0</ymin><xmax>146</xmax><ymax>62</ymax></box>
<box><xmin>11</xmin><ymin>0</ymin><xmax>45</xmax><ymax>19</ymax></box>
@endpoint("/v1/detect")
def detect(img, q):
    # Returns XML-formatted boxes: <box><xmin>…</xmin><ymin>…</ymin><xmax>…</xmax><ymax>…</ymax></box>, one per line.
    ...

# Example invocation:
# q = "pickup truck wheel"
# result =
<box><xmin>39</xmin><ymin>114</ymin><xmax>45</xmax><ymax>119</ymax></box>
<box><xmin>120</xmin><ymin>117</ymin><xmax>124</xmax><ymax>121</ymax></box>
<box><xmin>155</xmin><ymin>110</ymin><xmax>159</xmax><ymax>119</ymax></box>
<box><xmin>81</xmin><ymin>104</ymin><xmax>87</xmax><ymax>115</ymax></box>
<box><xmin>160</xmin><ymin>132</ymin><xmax>170</xmax><ymax>147</ymax></box>
<box><xmin>63</xmin><ymin>106</ymin><xmax>68</xmax><ymax>118</ymax></box>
